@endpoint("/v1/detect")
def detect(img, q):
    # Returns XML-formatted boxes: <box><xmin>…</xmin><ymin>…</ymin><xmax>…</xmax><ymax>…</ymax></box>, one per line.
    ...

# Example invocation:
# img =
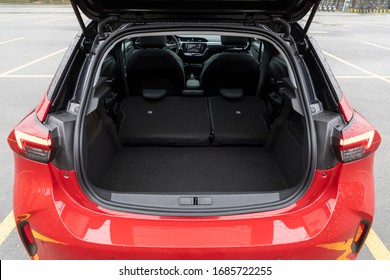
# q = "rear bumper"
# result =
<box><xmin>13</xmin><ymin>155</ymin><xmax>375</xmax><ymax>260</ymax></box>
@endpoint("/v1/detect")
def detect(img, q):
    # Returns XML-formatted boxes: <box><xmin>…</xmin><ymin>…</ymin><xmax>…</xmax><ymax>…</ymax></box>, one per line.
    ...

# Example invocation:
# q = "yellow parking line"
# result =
<box><xmin>365</xmin><ymin>228</ymin><xmax>390</xmax><ymax>260</ymax></box>
<box><xmin>0</xmin><ymin>211</ymin><xmax>15</xmax><ymax>247</ymax></box>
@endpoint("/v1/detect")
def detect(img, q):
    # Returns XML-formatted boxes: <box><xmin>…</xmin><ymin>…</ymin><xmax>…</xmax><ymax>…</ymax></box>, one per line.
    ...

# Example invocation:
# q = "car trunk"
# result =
<box><xmin>84</xmin><ymin>92</ymin><xmax>307</xmax><ymax>195</ymax></box>
<box><xmin>66</xmin><ymin>0</ymin><xmax>318</xmax><ymax>212</ymax></box>
<box><xmin>101</xmin><ymin>146</ymin><xmax>291</xmax><ymax>192</ymax></box>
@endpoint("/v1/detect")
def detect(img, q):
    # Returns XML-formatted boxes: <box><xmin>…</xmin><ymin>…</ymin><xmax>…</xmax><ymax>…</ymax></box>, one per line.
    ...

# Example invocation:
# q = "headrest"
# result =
<box><xmin>139</xmin><ymin>36</ymin><xmax>167</xmax><ymax>48</ymax></box>
<box><xmin>142</xmin><ymin>89</ymin><xmax>167</xmax><ymax>100</ymax></box>
<box><xmin>220</xmin><ymin>88</ymin><xmax>244</xmax><ymax>99</ymax></box>
<box><xmin>221</xmin><ymin>36</ymin><xmax>248</xmax><ymax>48</ymax></box>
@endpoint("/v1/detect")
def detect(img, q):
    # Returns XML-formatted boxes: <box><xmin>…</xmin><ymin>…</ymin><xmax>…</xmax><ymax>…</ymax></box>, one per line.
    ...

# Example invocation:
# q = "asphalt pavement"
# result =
<box><xmin>0</xmin><ymin>5</ymin><xmax>389</xmax><ymax>260</ymax></box>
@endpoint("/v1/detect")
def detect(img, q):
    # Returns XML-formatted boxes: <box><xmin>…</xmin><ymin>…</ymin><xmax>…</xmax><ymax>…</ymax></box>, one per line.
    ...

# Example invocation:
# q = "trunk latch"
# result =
<box><xmin>179</xmin><ymin>197</ymin><xmax>213</xmax><ymax>205</ymax></box>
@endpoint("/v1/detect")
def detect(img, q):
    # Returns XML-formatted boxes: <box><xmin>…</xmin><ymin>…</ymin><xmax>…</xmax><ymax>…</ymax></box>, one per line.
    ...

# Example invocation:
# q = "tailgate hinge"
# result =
<box><xmin>271</xmin><ymin>17</ymin><xmax>291</xmax><ymax>41</ymax></box>
<box><xmin>98</xmin><ymin>16</ymin><xmax>118</xmax><ymax>39</ymax></box>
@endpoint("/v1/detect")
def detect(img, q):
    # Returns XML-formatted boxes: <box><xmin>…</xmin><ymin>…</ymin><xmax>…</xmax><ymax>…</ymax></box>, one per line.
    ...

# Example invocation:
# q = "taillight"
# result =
<box><xmin>351</xmin><ymin>220</ymin><xmax>371</xmax><ymax>254</ymax></box>
<box><xmin>339</xmin><ymin>112</ymin><xmax>381</xmax><ymax>163</ymax></box>
<box><xmin>7</xmin><ymin>112</ymin><xmax>52</xmax><ymax>163</ymax></box>
<box><xmin>17</xmin><ymin>220</ymin><xmax>38</xmax><ymax>257</ymax></box>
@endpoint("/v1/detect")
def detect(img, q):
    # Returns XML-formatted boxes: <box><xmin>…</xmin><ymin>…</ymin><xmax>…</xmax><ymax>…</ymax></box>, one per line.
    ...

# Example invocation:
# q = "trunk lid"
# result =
<box><xmin>71</xmin><ymin>0</ymin><xmax>320</xmax><ymax>22</ymax></box>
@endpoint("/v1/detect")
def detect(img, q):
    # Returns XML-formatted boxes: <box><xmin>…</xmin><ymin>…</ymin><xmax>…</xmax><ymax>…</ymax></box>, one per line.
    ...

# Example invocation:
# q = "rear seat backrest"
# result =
<box><xmin>120</xmin><ymin>36</ymin><xmax>209</xmax><ymax>146</ymax></box>
<box><xmin>118</xmin><ymin>96</ymin><xmax>210</xmax><ymax>146</ymax></box>
<box><xmin>126</xmin><ymin>36</ymin><xmax>185</xmax><ymax>96</ymax></box>
<box><xmin>118</xmin><ymin>36</ymin><xmax>269</xmax><ymax>148</ymax></box>
<box><xmin>268</xmin><ymin>53</ymin><xmax>289</xmax><ymax>85</ymax></box>
<box><xmin>200</xmin><ymin>36</ymin><xmax>260</xmax><ymax>96</ymax></box>
<box><xmin>202</xmin><ymin>36</ymin><xmax>269</xmax><ymax>146</ymax></box>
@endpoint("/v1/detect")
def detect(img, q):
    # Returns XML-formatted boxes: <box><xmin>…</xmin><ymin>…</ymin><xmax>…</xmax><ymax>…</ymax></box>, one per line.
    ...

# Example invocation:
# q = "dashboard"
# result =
<box><xmin>175</xmin><ymin>35</ymin><xmax>224</xmax><ymax>76</ymax></box>
<box><xmin>177</xmin><ymin>35</ymin><xmax>222</xmax><ymax>57</ymax></box>
<box><xmin>182</xmin><ymin>42</ymin><xmax>207</xmax><ymax>54</ymax></box>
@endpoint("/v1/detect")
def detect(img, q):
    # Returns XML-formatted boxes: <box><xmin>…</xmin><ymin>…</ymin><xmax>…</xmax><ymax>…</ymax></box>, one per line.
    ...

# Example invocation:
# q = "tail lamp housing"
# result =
<box><xmin>17</xmin><ymin>220</ymin><xmax>38</xmax><ymax>257</ymax></box>
<box><xmin>351</xmin><ymin>220</ymin><xmax>371</xmax><ymax>254</ymax></box>
<box><xmin>7</xmin><ymin>111</ymin><xmax>53</xmax><ymax>163</ymax></box>
<box><xmin>338</xmin><ymin>111</ymin><xmax>381</xmax><ymax>163</ymax></box>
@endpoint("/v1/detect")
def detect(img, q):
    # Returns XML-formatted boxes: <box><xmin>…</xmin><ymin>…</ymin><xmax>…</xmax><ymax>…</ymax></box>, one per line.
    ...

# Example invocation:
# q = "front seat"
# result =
<box><xmin>202</xmin><ymin>36</ymin><xmax>268</xmax><ymax>146</ymax></box>
<box><xmin>126</xmin><ymin>36</ymin><xmax>185</xmax><ymax>96</ymax></box>
<box><xmin>200</xmin><ymin>36</ymin><xmax>260</xmax><ymax>96</ymax></box>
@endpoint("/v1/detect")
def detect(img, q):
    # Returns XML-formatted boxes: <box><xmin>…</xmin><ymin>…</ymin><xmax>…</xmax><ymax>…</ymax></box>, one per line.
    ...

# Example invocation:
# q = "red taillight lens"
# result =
<box><xmin>21</xmin><ymin>222</ymin><xmax>35</xmax><ymax>245</ymax></box>
<box><xmin>339</xmin><ymin>112</ymin><xmax>381</xmax><ymax>163</ymax></box>
<box><xmin>7</xmin><ymin>112</ymin><xmax>52</xmax><ymax>163</ymax></box>
<box><xmin>17</xmin><ymin>220</ymin><xmax>38</xmax><ymax>257</ymax></box>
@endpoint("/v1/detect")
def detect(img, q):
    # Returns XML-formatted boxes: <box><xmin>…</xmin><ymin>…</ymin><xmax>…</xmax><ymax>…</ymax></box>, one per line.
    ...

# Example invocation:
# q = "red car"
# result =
<box><xmin>8</xmin><ymin>0</ymin><xmax>381</xmax><ymax>259</ymax></box>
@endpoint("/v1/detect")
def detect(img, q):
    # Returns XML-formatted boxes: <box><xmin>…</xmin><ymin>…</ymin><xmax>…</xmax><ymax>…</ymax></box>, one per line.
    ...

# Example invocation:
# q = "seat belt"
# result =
<box><xmin>115</xmin><ymin>41</ymin><xmax>130</xmax><ymax>97</ymax></box>
<box><xmin>256</xmin><ymin>41</ymin><xmax>271</xmax><ymax>100</ymax></box>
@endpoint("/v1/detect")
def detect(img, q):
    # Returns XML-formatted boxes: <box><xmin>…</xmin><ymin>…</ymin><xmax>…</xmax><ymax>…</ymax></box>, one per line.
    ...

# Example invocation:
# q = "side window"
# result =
<box><xmin>101</xmin><ymin>51</ymin><xmax>117</xmax><ymax>80</ymax></box>
<box><xmin>124</xmin><ymin>39</ymin><xmax>135</xmax><ymax>64</ymax></box>
<box><xmin>249</xmin><ymin>38</ymin><xmax>261</xmax><ymax>60</ymax></box>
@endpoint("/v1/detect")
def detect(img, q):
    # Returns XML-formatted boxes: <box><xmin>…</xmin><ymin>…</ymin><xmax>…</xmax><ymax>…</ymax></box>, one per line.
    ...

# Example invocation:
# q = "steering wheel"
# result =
<box><xmin>165</xmin><ymin>35</ymin><xmax>180</xmax><ymax>54</ymax></box>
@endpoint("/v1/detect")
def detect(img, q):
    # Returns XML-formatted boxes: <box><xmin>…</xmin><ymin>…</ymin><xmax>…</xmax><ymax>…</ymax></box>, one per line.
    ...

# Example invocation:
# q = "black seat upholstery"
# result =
<box><xmin>209</xmin><ymin>96</ymin><xmax>269</xmax><ymax>146</ymax></box>
<box><xmin>119</xmin><ymin>96</ymin><xmax>210</xmax><ymax>146</ymax></box>
<box><xmin>119</xmin><ymin>35</ymin><xmax>268</xmax><ymax>147</ymax></box>
<box><xmin>268</xmin><ymin>53</ymin><xmax>289</xmax><ymax>85</ymax></box>
<box><xmin>127</xmin><ymin>36</ymin><xmax>185</xmax><ymax>96</ymax></box>
<box><xmin>119</xmin><ymin>36</ymin><xmax>210</xmax><ymax>146</ymax></box>
<box><xmin>200</xmin><ymin>36</ymin><xmax>268</xmax><ymax>146</ymax></box>
<box><xmin>200</xmin><ymin>36</ymin><xmax>260</xmax><ymax>96</ymax></box>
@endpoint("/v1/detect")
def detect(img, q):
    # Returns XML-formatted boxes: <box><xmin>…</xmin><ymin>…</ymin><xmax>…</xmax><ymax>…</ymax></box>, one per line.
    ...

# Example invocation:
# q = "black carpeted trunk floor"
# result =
<box><xmin>101</xmin><ymin>146</ymin><xmax>286</xmax><ymax>192</ymax></box>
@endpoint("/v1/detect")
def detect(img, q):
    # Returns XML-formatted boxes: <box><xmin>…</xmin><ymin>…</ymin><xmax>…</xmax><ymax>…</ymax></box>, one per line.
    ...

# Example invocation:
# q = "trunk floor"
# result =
<box><xmin>101</xmin><ymin>146</ymin><xmax>286</xmax><ymax>192</ymax></box>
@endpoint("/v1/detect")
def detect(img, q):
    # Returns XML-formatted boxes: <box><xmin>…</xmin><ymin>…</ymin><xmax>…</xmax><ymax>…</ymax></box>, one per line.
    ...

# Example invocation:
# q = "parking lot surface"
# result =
<box><xmin>0</xmin><ymin>5</ymin><xmax>389</xmax><ymax>260</ymax></box>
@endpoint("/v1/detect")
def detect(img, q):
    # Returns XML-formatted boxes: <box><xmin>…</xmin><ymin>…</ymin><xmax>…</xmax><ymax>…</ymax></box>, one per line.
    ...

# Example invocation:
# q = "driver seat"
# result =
<box><xmin>200</xmin><ymin>36</ymin><xmax>260</xmax><ymax>96</ymax></box>
<box><xmin>126</xmin><ymin>36</ymin><xmax>185</xmax><ymax>96</ymax></box>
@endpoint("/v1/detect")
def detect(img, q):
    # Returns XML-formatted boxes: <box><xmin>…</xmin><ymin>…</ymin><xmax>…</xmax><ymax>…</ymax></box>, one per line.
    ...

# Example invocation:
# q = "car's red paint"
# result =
<box><xmin>36</xmin><ymin>94</ymin><xmax>51</xmax><ymax>122</ymax></box>
<box><xmin>12</xmin><ymin>152</ymin><xmax>375</xmax><ymax>259</ymax></box>
<box><xmin>338</xmin><ymin>95</ymin><xmax>354</xmax><ymax>122</ymax></box>
<box><xmin>8</xmin><ymin>0</ymin><xmax>380</xmax><ymax>260</ymax></box>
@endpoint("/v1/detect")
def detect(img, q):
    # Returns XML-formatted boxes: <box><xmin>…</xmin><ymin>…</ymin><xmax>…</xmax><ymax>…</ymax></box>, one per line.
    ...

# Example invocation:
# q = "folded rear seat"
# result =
<box><xmin>209</xmin><ymin>90</ymin><xmax>269</xmax><ymax>146</ymax></box>
<box><xmin>119</xmin><ymin>95</ymin><xmax>210</xmax><ymax>146</ymax></box>
<box><xmin>199</xmin><ymin>36</ymin><xmax>269</xmax><ymax>146</ymax></box>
